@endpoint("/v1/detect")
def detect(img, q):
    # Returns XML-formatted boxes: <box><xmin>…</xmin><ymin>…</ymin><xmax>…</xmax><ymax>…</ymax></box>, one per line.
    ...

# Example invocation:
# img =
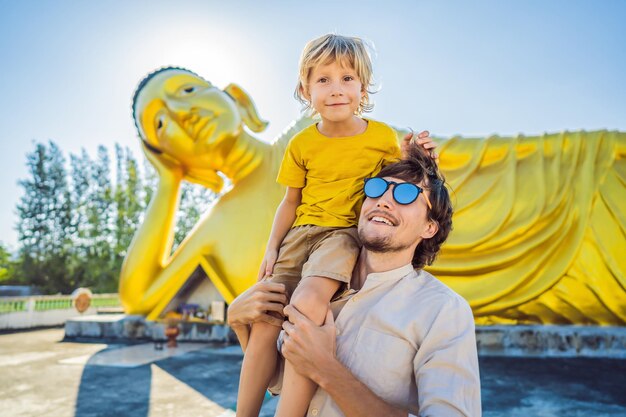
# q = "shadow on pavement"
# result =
<box><xmin>72</xmin><ymin>344</ymin><xmax>626</xmax><ymax>417</ymax></box>
<box><xmin>155</xmin><ymin>348</ymin><xmax>242</xmax><ymax>411</ymax></box>
<box><xmin>75</xmin><ymin>349</ymin><xmax>151</xmax><ymax>417</ymax></box>
<box><xmin>72</xmin><ymin>344</ymin><xmax>276</xmax><ymax>417</ymax></box>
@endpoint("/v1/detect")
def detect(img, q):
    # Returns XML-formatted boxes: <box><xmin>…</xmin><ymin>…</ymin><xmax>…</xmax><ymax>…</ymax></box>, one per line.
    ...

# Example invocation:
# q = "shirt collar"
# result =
<box><xmin>366</xmin><ymin>263</ymin><xmax>415</xmax><ymax>283</ymax></box>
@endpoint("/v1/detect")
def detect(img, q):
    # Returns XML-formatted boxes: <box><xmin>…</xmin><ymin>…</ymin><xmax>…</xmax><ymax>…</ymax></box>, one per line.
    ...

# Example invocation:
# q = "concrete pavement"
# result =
<box><xmin>1</xmin><ymin>328</ymin><xmax>625</xmax><ymax>417</ymax></box>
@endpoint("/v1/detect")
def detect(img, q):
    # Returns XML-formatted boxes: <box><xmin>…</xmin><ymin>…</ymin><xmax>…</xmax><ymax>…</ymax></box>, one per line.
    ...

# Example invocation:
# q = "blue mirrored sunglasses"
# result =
<box><xmin>363</xmin><ymin>177</ymin><xmax>432</xmax><ymax>209</ymax></box>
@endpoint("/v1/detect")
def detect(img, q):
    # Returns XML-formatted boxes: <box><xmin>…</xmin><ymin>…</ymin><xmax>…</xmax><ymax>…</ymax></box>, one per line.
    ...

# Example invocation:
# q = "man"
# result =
<box><xmin>228</xmin><ymin>146</ymin><xmax>481</xmax><ymax>416</ymax></box>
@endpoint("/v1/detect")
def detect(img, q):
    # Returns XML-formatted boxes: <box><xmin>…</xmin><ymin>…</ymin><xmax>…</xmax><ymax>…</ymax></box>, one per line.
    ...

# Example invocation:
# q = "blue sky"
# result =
<box><xmin>1</xmin><ymin>0</ymin><xmax>625</xmax><ymax>248</ymax></box>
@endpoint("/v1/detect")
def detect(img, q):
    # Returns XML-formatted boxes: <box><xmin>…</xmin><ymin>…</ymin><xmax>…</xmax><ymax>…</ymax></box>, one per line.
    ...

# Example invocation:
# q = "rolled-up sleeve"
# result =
<box><xmin>413</xmin><ymin>297</ymin><xmax>482</xmax><ymax>417</ymax></box>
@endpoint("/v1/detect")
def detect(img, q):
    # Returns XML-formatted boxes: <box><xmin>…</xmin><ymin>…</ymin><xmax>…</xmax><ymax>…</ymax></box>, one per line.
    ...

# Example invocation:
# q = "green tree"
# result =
<box><xmin>68</xmin><ymin>146</ymin><xmax>117</xmax><ymax>292</ymax></box>
<box><xmin>69</xmin><ymin>149</ymin><xmax>92</xmax><ymax>259</ymax></box>
<box><xmin>90</xmin><ymin>145</ymin><xmax>116</xmax><ymax>291</ymax></box>
<box><xmin>174</xmin><ymin>182</ymin><xmax>216</xmax><ymax>249</ymax></box>
<box><xmin>142</xmin><ymin>158</ymin><xmax>157</xmax><ymax>215</ymax></box>
<box><xmin>0</xmin><ymin>243</ymin><xmax>16</xmax><ymax>283</ymax></box>
<box><xmin>16</xmin><ymin>141</ymin><xmax>73</xmax><ymax>293</ymax></box>
<box><xmin>13</xmin><ymin>141</ymin><xmax>219</xmax><ymax>295</ymax></box>
<box><xmin>114</xmin><ymin>145</ymin><xmax>143</xmax><ymax>258</ymax></box>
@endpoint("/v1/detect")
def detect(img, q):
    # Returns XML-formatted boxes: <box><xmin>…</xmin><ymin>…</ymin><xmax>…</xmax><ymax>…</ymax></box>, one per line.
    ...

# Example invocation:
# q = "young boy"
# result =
<box><xmin>236</xmin><ymin>34</ymin><xmax>436</xmax><ymax>417</ymax></box>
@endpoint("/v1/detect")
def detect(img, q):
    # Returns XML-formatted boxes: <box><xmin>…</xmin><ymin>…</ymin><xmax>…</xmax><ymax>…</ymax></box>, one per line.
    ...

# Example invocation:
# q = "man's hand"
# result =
<box><xmin>281</xmin><ymin>304</ymin><xmax>336</xmax><ymax>382</ymax></box>
<box><xmin>402</xmin><ymin>130</ymin><xmax>439</xmax><ymax>163</ymax></box>
<box><xmin>227</xmin><ymin>280</ymin><xmax>287</xmax><ymax>328</ymax></box>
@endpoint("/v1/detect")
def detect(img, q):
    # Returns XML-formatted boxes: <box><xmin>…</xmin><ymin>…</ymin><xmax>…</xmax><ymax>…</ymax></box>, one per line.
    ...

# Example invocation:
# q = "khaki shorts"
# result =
<box><xmin>268</xmin><ymin>225</ymin><xmax>360</xmax><ymax>298</ymax></box>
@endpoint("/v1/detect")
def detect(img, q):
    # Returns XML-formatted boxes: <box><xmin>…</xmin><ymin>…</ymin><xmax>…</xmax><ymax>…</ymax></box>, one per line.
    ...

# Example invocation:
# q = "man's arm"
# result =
<box><xmin>281</xmin><ymin>306</ymin><xmax>409</xmax><ymax>417</ymax></box>
<box><xmin>315</xmin><ymin>357</ymin><xmax>408</xmax><ymax>417</ymax></box>
<box><xmin>413</xmin><ymin>297</ymin><xmax>482</xmax><ymax>416</ymax></box>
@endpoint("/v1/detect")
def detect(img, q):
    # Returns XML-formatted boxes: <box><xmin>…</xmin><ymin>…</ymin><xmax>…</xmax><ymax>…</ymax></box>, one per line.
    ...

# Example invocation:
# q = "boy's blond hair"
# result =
<box><xmin>295</xmin><ymin>33</ymin><xmax>375</xmax><ymax>115</ymax></box>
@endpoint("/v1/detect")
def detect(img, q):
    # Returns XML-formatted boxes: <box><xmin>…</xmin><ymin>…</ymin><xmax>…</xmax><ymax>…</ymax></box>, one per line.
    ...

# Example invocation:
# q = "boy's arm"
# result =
<box><xmin>259</xmin><ymin>186</ymin><xmax>302</xmax><ymax>279</ymax></box>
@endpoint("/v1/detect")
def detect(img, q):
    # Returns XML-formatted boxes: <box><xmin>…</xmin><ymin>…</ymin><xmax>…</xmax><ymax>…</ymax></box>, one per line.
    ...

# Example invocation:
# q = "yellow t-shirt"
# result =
<box><xmin>277</xmin><ymin>119</ymin><xmax>401</xmax><ymax>228</ymax></box>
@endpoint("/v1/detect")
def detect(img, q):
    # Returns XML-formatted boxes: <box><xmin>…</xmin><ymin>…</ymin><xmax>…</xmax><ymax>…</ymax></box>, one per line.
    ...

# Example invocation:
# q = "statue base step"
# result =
<box><xmin>476</xmin><ymin>325</ymin><xmax>626</xmax><ymax>358</ymax></box>
<box><xmin>64</xmin><ymin>316</ymin><xmax>626</xmax><ymax>358</ymax></box>
<box><xmin>64</xmin><ymin>314</ymin><xmax>235</xmax><ymax>344</ymax></box>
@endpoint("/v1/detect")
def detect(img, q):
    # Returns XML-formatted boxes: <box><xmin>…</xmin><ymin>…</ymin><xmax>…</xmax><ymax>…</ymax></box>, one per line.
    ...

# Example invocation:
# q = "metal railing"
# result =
<box><xmin>0</xmin><ymin>293</ymin><xmax>120</xmax><ymax>314</ymax></box>
<box><xmin>0</xmin><ymin>299</ymin><xmax>27</xmax><ymax>314</ymax></box>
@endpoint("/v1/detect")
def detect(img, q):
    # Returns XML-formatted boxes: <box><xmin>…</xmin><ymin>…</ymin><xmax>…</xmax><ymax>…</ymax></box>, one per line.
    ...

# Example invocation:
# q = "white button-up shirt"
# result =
<box><xmin>271</xmin><ymin>264</ymin><xmax>482</xmax><ymax>416</ymax></box>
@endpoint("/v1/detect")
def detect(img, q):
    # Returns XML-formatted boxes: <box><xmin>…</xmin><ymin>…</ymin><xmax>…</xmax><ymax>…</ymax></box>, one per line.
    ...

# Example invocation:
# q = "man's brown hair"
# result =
<box><xmin>376</xmin><ymin>146</ymin><xmax>453</xmax><ymax>269</ymax></box>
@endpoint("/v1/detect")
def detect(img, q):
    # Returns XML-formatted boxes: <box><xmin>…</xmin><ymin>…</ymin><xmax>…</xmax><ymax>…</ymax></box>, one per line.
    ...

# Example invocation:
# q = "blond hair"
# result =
<box><xmin>295</xmin><ymin>34</ymin><xmax>375</xmax><ymax>115</ymax></box>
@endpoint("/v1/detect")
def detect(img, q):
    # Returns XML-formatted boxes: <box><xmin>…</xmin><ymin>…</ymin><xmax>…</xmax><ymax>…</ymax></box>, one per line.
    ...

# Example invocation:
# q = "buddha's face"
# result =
<box><xmin>133</xmin><ymin>69</ymin><xmax>242</xmax><ymax>169</ymax></box>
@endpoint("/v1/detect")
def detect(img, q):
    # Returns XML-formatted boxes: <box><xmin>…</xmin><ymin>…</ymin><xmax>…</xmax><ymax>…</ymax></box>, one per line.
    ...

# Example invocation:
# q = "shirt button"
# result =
<box><xmin>311</xmin><ymin>409</ymin><xmax>319</xmax><ymax>416</ymax></box>
<box><xmin>336</xmin><ymin>329</ymin><xmax>341</xmax><ymax>336</ymax></box>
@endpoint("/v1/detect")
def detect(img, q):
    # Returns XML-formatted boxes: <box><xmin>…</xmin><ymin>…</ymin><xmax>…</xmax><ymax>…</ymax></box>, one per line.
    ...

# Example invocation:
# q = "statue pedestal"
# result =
<box><xmin>476</xmin><ymin>325</ymin><xmax>626</xmax><ymax>358</ymax></box>
<box><xmin>64</xmin><ymin>314</ymin><xmax>234</xmax><ymax>344</ymax></box>
<box><xmin>64</xmin><ymin>316</ymin><xmax>626</xmax><ymax>358</ymax></box>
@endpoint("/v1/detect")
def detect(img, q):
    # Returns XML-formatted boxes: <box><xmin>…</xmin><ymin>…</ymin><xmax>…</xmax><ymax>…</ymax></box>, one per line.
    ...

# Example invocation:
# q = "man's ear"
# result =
<box><xmin>421</xmin><ymin>220</ymin><xmax>439</xmax><ymax>240</ymax></box>
<box><xmin>223</xmin><ymin>83</ymin><xmax>269</xmax><ymax>133</ymax></box>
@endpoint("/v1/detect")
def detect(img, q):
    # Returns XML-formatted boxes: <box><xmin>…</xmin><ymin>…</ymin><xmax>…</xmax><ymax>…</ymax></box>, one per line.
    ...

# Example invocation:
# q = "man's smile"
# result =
<box><xmin>367</xmin><ymin>210</ymin><xmax>398</xmax><ymax>226</ymax></box>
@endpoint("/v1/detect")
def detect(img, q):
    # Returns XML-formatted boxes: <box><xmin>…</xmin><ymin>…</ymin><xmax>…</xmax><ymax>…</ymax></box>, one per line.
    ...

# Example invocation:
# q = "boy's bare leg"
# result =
<box><xmin>275</xmin><ymin>276</ymin><xmax>341</xmax><ymax>417</ymax></box>
<box><xmin>237</xmin><ymin>321</ymin><xmax>282</xmax><ymax>417</ymax></box>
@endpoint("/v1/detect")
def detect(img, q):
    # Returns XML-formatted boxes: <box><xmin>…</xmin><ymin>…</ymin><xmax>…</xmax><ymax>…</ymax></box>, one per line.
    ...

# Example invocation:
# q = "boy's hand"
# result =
<box><xmin>258</xmin><ymin>248</ymin><xmax>279</xmax><ymax>281</ymax></box>
<box><xmin>402</xmin><ymin>130</ymin><xmax>439</xmax><ymax>163</ymax></box>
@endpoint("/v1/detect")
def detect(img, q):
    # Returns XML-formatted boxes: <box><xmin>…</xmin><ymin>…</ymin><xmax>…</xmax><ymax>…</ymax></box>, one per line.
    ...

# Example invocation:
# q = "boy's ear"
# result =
<box><xmin>300</xmin><ymin>84</ymin><xmax>310</xmax><ymax>101</ymax></box>
<box><xmin>223</xmin><ymin>83</ymin><xmax>269</xmax><ymax>133</ymax></box>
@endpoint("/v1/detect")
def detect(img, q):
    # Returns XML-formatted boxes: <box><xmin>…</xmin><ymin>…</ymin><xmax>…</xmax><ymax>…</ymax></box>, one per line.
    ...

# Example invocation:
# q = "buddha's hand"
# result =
<box><xmin>141</xmin><ymin>142</ymin><xmax>184</xmax><ymax>180</ymax></box>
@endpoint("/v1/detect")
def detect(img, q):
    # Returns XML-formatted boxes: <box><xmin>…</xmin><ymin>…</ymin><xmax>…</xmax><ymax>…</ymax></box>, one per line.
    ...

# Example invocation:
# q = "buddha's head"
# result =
<box><xmin>132</xmin><ymin>67</ymin><xmax>268</xmax><ymax>191</ymax></box>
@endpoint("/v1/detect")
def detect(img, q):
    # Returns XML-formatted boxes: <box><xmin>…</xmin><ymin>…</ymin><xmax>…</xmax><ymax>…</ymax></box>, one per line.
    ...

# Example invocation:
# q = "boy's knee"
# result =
<box><xmin>290</xmin><ymin>285</ymin><xmax>331</xmax><ymax>324</ymax></box>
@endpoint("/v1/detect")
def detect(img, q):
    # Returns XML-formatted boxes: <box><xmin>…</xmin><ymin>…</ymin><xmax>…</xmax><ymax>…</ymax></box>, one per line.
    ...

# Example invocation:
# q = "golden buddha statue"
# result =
<box><xmin>121</xmin><ymin>67</ymin><xmax>310</xmax><ymax>320</ymax></box>
<box><xmin>122</xmin><ymin>67</ymin><xmax>626</xmax><ymax>325</ymax></box>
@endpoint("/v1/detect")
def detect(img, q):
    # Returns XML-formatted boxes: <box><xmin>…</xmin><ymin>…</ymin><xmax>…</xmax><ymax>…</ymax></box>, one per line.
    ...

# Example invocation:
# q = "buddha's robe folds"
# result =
<box><xmin>429</xmin><ymin>130</ymin><xmax>625</xmax><ymax>325</ymax></box>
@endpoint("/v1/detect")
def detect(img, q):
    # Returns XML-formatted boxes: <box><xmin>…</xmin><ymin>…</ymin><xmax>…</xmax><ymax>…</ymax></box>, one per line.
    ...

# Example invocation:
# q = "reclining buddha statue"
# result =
<box><xmin>121</xmin><ymin>67</ymin><xmax>626</xmax><ymax>325</ymax></box>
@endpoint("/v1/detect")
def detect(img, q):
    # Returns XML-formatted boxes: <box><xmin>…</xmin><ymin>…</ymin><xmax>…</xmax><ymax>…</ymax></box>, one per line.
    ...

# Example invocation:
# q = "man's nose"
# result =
<box><xmin>376</xmin><ymin>188</ymin><xmax>394</xmax><ymax>209</ymax></box>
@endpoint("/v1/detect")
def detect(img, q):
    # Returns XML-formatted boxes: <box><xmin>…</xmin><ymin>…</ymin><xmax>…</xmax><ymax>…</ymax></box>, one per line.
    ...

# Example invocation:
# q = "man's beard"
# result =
<box><xmin>360</xmin><ymin>232</ymin><xmax>411</xmax><ymax>253</ymax></box>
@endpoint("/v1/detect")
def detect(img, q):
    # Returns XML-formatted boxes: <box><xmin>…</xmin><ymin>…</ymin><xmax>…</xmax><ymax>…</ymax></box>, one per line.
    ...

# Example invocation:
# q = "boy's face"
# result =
<box><xmin>304</xmin><ymin>60</ymin><xmax>364</xmax><ymax>123</ymax></box>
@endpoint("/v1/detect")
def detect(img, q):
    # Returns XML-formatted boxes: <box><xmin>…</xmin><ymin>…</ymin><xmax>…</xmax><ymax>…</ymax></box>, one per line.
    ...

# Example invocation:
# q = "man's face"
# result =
<box><xmin>358</xmin><ymin>176</ymin><xmax>436</xmax><ymax>255</ymax></box>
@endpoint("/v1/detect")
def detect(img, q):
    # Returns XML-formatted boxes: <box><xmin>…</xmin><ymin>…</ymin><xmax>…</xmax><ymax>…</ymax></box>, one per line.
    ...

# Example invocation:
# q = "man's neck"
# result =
<box><xmin>351</xmin><ymin>248</ymin><xmax>413</xmax><ymax>290</ymax></box>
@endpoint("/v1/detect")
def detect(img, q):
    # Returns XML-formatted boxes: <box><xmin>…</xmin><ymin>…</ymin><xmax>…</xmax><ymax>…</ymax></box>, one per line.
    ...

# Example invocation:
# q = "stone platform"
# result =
<box><xmin>64</xmin><ymin>315</ymin><xmax>626</xmax><ymax>358</ymax></box>
<box><xmin>476</xmin><ymin>325</ymin><xmax>626</xmax><ymax>358</ymax></box>
<box><xmin>64</xmin><ymin>314</ymin><xmax>234</xmax><ymax>344</ymax></box>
